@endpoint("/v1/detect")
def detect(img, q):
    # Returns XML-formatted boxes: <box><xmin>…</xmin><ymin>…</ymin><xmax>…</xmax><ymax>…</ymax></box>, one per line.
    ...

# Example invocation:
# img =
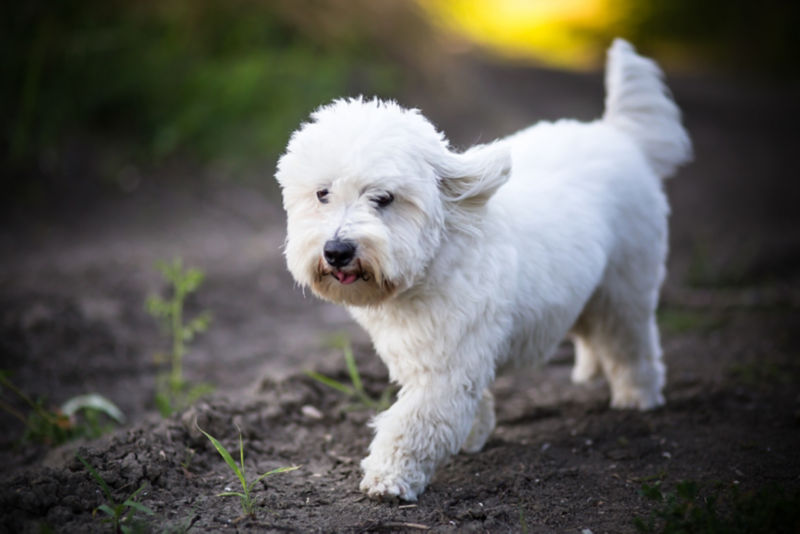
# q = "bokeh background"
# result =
<box><xmin>2</xmin><ymin>0</ymin><xmax>797</xmax><ymax>203</ymax></box>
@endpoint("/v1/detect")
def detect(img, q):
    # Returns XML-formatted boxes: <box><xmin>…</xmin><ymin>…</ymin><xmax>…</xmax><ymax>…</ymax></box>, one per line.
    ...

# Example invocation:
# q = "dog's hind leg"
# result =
<box><xmin>461</xmin><ymin>389</ymin><xmax>495</xmax><ymax>453</ymax></box>
<box><xmin>573</xmin><ymin>286</ymin><xmax>665</xmax><ymax>410</ymax></box>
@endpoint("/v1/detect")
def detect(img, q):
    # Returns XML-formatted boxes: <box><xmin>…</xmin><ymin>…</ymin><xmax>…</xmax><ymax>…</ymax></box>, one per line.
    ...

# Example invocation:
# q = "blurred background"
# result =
<box><xmin>1</xmin><ymin>0</ymin><xmax>799</xmax><ymax>431</ymax></box>
<box><xmin>2</xmin><ymin>0</ymin><xmax>798</xmax><ymax>203</ymax></box>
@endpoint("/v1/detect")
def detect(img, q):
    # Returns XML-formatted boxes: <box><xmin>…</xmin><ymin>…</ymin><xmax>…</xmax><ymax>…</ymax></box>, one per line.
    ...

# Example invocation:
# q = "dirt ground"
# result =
<box><xmin>1</xmin><ymin>56</ymin><xmax>799</xmax><ymax>533</ymax></box>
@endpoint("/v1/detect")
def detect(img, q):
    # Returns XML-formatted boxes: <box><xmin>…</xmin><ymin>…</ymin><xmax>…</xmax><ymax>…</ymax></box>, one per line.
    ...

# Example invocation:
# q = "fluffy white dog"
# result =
<box><xmin>275</xmin><ymin>39</ymin><xmax>691</xmax><ymax>501</ymax></box>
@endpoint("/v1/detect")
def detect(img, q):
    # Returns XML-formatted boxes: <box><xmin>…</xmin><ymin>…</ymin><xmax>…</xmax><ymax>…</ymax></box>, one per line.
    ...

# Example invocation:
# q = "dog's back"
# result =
<box><xmin>492</xmin><ymin>39</ymin><xmax>691</xmax><ymax>409</ymax></box>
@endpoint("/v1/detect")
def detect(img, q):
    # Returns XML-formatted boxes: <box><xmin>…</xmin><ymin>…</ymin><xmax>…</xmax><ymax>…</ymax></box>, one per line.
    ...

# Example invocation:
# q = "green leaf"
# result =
<box><xmin>96</xmin><ymin>504</ymin><xmax>116</xmax><ymax>518</ymax></box>
<box><xmin>182</xmin><ymin>269</ymin><xmax>204</xmax><ymax>294</ymax></box>
<box><xmin>253</xmin><ymin>465</ymin><xmax>300</xmax><ymax>485</ymax></box>
<box><xmin>123</xmin><ymin>500</ymin><xmax>154</xmax><ymax>516</ymax></box>
<box><xmin>184</xmin><ymin>313</ymin><xmax>212</xmax><ymax>339</ymax></box>
<box><xmin>238</xmin><ymin>429</ymin><xmax>246</xmax><ymax>485</ymax></box>
<box><xmin>343</xmin><ymin>342</ymin><xmax>363</xmax><ymax>395</ymax></box>
<box><xmin>304</xmin><ymin>370</ymin><xmax>354</xmax><ymax>396</ymax></box>
<box><xmin>145</xmin><ymin>295</ymin><xmax>170</xmax><ymax>318</ymax></box>
<box><xmin>155</xmin><ymin>392</ymin><xmax>172</xmax><ymax>418</ymax></box>
<box><xmin>640</xmin><ymin>483</ymin><xmax>663</xmax><ymax>501</ymax></box>
<box><xmin>197</xmin><ymin>427</ymin><xmax>246</xmax><ymax>492</ymax></box>
<box><xmin>61</xmin><ymin>393</ymin><xmax>126</xmax><ymax>423</ymax></box>
<box><xmin>77</xmin><ymin>455</ymin><xmax>113</xmax><ymax>502</ymax></box>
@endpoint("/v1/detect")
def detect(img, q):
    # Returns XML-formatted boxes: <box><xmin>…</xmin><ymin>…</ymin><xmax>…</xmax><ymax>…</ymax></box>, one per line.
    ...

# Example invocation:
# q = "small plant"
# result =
<box><xmin>146</xmin><ymin>257</ymin><xmax>214</xmax><ymax>417</ymax></box>
<box><xmin>305</xmin><ymin>333</ymin><xmax>395</xmax><ymax>412</ymax></box>
<box><xmin>78</xmin><ymin>454</ymin><xmax>154</xmax><ymax>533</ymax></box>
<box><xmin>198</xmin><ymin>425</ymin><xmax>299</xmax><ymax>518</ymax></box>
<box><xmin>634</xmin><ymin>480</ymin><xmax>800</xmax><ymax>534</ymax></box>
<box><xmin>0</xmin><ymin>372</ymin><xmax>124</xmax><ymax>445</ymax></box>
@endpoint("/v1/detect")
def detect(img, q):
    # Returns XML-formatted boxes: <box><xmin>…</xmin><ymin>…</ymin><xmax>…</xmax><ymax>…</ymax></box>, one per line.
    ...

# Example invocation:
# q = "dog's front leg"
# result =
<box><xmin>359</xmin><ymin>376</ymin><xmax>482</xmax><ymax>501</ymax></box>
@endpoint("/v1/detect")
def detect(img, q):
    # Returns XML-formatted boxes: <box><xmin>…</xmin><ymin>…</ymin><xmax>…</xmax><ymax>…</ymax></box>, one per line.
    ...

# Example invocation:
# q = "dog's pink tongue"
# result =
<box><xmin>334</xmin><ymin>271</ymin><xmax>358</xmax><ymax>285</ymax></box>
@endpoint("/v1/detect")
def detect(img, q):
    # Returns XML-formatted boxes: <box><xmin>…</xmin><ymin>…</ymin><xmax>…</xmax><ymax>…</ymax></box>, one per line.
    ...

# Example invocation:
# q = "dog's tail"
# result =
<box><xmin>603</xmin><ymin>38</ymin><xmax>692</xmax><ymax>179</ymax></box>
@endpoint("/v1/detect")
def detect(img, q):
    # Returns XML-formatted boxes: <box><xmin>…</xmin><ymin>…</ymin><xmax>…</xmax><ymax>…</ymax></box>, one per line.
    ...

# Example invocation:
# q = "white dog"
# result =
<box><xmin>275</xmin><ymin>39</ymin><xmax>691</xmax><ymax>501</ymax></box>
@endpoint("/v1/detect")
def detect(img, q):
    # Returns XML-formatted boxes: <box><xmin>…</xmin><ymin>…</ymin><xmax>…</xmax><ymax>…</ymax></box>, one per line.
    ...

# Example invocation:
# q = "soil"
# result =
<box><xmin>1</xmin><ymin>56</ymin><xmax>799</xmax><ymax>533</ymax></box>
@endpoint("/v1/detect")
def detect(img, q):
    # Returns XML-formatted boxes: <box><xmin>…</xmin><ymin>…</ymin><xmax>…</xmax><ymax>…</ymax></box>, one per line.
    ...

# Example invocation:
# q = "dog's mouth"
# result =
<box><xmin>332</xmin><ymin>270</ymin><xmax>359</xmax><ymax>285</ymax></box>
<box><xmin>324</xmin><ymin>259</ymin><xmax>371</xmax><ymax>285</ymax></box>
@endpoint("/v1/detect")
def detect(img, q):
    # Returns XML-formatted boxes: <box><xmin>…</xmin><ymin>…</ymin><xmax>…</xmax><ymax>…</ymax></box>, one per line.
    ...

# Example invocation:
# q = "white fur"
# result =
<box><xmin>275</xmin><ymin>39</ymin><xmax>691</xmax><ymax>501</ymax></box>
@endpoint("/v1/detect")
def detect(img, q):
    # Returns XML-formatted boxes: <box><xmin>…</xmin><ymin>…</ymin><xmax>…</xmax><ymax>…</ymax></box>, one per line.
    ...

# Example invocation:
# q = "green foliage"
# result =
<box><xmin>0</xmin><ymin>372</ymin><xmax>124</xmax><ymax>445</ymax></box>
<box><xmin>657</xmin><ymin>308</ymin><xmax>726</xmax><ymax>335</ymax></box>
<box><xmin>305</xmin><ymin>333</ymin><xmax>395</xmax><ymax>412</ymax></box>
<box><xmin>78</xmin><ymin>454</ymin><xmax>154</xmax><ymax>533</ymax></box>
<box><xmin>198</xmin><ymin>425</ymin><xmax>299</xmax><ymax>517</ymax></box>
<box><xmin>147</xmin><ymin>257</ymin><xmax>214</xmax><ymax>417</ymax></box>
<box><xmin>1</xmin><ymin>0</ymin><xmax>397</xmax><ymax>172</ymax></box>
<box><xmin>634</xmin><ymin>480</ymin><xmax>800</xmax><ymax>534</ymax></box>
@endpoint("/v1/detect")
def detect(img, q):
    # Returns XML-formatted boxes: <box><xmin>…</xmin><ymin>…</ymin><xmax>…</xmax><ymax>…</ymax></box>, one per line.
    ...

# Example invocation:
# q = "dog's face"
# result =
<box><xmin>276</xmin><ymin>98</ymin><xmax>511</xmax><ymax>306</ymax></box>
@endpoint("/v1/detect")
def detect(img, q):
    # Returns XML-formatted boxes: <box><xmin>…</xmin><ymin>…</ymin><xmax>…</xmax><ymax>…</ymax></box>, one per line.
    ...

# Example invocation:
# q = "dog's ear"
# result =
<box><xmin>433</xmin><ymin>142</ymin><xmax>511</xmax><ymax>208</ymax></box>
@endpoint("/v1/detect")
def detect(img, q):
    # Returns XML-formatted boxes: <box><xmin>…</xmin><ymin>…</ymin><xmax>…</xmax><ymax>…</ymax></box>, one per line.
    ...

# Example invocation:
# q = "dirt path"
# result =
<box><xmin>1</xmin><ymin>59</ymin><xmax>799</xmax><ymax>532</ymax></box>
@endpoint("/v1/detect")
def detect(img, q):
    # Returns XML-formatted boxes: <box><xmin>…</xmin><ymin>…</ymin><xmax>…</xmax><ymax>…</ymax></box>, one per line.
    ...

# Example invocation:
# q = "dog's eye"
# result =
<box><xmin>372</xmin><ymin>192</ymin><xmax>394</xmax><ymax>209</ymax></box>
<box><xmin>316</xmin><ymin>189</ymin><xmax>329</xmax><ymax>204</ymax></box>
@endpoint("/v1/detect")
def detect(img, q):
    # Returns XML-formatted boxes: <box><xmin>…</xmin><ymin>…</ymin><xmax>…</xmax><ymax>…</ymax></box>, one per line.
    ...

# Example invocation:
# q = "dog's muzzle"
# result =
<box><xmin>323</xmin><ymin>238</ymin><xmax>357</xmax><ymax>268</ymax></box>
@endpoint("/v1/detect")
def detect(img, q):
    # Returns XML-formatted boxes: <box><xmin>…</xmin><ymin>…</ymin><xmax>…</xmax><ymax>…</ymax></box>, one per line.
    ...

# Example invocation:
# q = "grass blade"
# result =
<box><xmin>237</xmin><ymin>427</ymin><xmax>245</xmax><ymax>480</ymax></box>
<box><xmin>123</xmin><ymin>500</ymin><xmax>154</xmax><ymax>516</ymax></box>
<box><xmin>77</xmin><ymin>454</ymin><xmax>113</xmax><ymax>502</ymax></box>
<box><xmin>96</xmin><ymin>504</ymin><xmax>115</xmax><ymax>517</ymax></box>
<box><xmin>197</xmin><ymin>426</ymin><xmax>246</xmax><ymax>492</ymax></box>
<box><xmin>305</xmin><ymin>370</ymin><xmax>354</xmax><ymax>396</ymax></box>
<box><xmin>343</xmin><ymin>343</ymin><xmax>363</xmax><ymax>395</ymax></box>
<box><xmin>61</xmin><ymin>393</ymin><xmax>126</xmax><ymax>423</ymax></box>
<box><xmin>253</xmin><ymin>465</ymin><xmax>300</xmax><ymax>485</ymax></box>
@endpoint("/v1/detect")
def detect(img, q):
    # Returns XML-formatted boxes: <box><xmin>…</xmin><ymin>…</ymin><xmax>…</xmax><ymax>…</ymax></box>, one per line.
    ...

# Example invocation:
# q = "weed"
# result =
<box><xmin>305</xmin><ymin>333</ymin><xmax>395</xmax><ymax>412</ymax></box>
<box><xmin>198</xmin><ymin>425</ymin><xmax>299</xmax><ymax>518</ymax></box>
<box><xmin>147</xmin><ymin>257</ymin><xmax>214</xmax><ymax>417</ymax></box>
<box><xmin>77</xmin><ymin>454</ymin><xmax>154</xmax><ymax>533</ymax></box>
<box><xmin>634</xmin><ymin>480</ymin><xmax>800</xmax><ymax>533</ymax></box>
<box><xmin>0</xmin><ymin>372</ymin><xmax>124</xmax><ymax>445</ymax></box>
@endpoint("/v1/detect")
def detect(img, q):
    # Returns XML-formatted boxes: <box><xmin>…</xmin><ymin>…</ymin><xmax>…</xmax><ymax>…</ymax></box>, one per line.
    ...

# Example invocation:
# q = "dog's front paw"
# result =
<box><xmin>610</xmin><ymin>386</ymin><xmax>665</xmax><ymax>411</ymax></box>
<box><xmin>359</xmin><ymin>472</ymin><xmax>418</xmax><ymax>502</ymax></box>
<box><xmin>359</xmin><ymin>455</ymin><xmax>425</xmax><ymax>502</ymax></box>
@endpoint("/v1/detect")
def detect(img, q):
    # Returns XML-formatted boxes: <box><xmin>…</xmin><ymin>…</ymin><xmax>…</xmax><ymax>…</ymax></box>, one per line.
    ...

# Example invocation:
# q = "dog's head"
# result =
<box><xmin>275</xmin><ymin>98</ymin><xmax>510</xmax><ymax>306</ymax></box>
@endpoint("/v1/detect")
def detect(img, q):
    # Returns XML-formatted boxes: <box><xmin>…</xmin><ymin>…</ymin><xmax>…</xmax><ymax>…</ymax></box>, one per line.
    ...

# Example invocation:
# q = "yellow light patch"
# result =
<box><xmin>419</xmin><ymin>0</ymin><xmax>621</xmax><ymax>70</ymax></box>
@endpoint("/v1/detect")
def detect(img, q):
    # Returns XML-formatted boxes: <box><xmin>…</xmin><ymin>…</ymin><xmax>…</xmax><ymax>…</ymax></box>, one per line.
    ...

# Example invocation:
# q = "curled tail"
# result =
<box><xmin>603</xmin><ymin>39</ymin><xmax>692</xmax><ymax>178</ymax></box>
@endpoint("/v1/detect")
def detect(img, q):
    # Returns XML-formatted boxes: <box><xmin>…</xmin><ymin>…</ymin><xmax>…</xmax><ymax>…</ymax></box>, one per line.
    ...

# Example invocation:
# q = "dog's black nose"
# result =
<box><xmin>323</xmin><ymin>239</ymin><xmax>357</xmax><ymax>268</ymax></box>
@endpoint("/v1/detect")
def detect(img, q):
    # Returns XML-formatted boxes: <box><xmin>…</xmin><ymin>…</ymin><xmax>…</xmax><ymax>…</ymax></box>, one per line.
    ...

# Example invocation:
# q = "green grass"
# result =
<box><xmin>305</xmin><ymin>333</ymin><xmax>395</xmax><ymax>412</ymax></box>
<box><xmin>0</xmin><ymin>372</ymin><xmax>124</xmax><ymax>445</ymax></box>
<box><xmin>147</xmin><ymin>257</ymin><xmax>214</xmax><ymax>417</ymax></box>
<box><xmin>78</xmin><ymin>454</ymin><xmax>154</xmax><ymax>533</ymax></box>
<box><xmin>1</xmin><ymin>1</ymin><xmax>398</xmax><ymax>175</ymax></box>
<box><xmin>198</xmin><ymin>425</ymin><xmax>299</xmax><ymax>518</ymax></box>
<box><xmin>634</xmin><ymin>480</ymin><xmax>800</xmax><ymax>534</ymax></box>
